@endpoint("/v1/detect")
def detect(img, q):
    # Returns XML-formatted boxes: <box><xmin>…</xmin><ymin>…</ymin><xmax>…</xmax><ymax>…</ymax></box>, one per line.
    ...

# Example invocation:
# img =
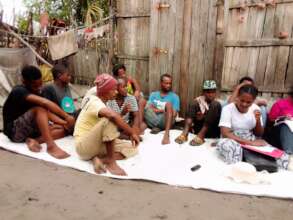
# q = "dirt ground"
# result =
<box><xmin>0</xmin><ymin>149</ymin><xmax>293</xmax><ymax>220</ymax></box>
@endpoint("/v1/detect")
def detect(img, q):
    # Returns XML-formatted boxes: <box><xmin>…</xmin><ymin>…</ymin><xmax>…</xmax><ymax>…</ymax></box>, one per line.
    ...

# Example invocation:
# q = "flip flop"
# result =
<box><xmin>175</xmin><ymin>134</ymin><xmax>188</xmax><ymax>144</ymax></box>
<box><xmin>150</xmin><ymin>127</ymin><xmax>161</xmax><ymax>134</ymax></box>
<box><xmin>189</xmin><ymin>136</ymin><xmax>205</xmax><ymax>146</ymax></box>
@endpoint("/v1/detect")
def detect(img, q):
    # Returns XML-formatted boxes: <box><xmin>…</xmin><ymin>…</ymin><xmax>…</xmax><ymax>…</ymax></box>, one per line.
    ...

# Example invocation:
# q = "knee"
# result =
<box><xmin>31</xmin><ymin>106</ymin><xmax>47</xmax><ymax>115</ymax></box>
<box><xmin>100</xmin><ymin>117</ymin><xmax>113</xmax><ymax>128</ymax></box>
<box><xmin>139</xmin><ymin>98</ymin><xmax>146</xmax><ymax>107</ymax></box>
<box><xmin>280</xmin><ymin>124</ymin><xmax>292</xmax><ymax>137</ymax></box>
<box><xmin>165</xmin><ymin>102</ymin><xmax>172</xmax><ymax>110</ymax></box>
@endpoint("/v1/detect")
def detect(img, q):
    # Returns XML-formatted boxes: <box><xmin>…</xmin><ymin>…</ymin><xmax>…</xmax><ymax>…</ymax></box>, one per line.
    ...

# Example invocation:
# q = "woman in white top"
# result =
<box><xmin>217</xmin><ymin>85</ymin><xmax>268</xmax><ymax>164</ymax></box>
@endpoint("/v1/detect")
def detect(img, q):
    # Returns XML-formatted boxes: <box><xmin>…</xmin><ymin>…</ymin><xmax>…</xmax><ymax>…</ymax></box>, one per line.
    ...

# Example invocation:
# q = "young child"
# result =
<box><xmin>42</xmin><ymin>64</ymin><xmax>78</xmax><ymax>118</ymax></box>
<box><xmin>106</xmin><ymin>78</ymin><xmax>143</xmax><ymax>137</ymax></box>
<box><xmin>73</xmin><ymin>74</ymin><xmax>140</xmax><ymax>176</ymax></box>
<box><xmin>3</xmin><ymin>65</ymin><xmax>75</xmax><ymax>159</ymax></box>
<box><xmin>175</xmin><ymin>80</ymin><xmax>221</xmax><ymax>145</ymax></box>
<box><xmin>112</xmin><ymin>64</ymin><xmax>147</xmax><ymax>132</ymax></box>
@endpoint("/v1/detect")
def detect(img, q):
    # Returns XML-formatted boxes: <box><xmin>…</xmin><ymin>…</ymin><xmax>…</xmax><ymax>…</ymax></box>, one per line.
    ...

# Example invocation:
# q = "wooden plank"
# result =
<box><xmin>149</xmin><ymin>0</ymin><xmax>161</xmax><ymax>92</ymax></box>
<box><xmin>194</xmin><ymin>0</ymin><xmax>210</xmax><ymax>96</ymax></box>
<box><xmin>229</xmin><ymin>0</ymin><xmax>293</xmax><ymax>9</ymax></box>
<box><xmin>255</xmin><ymin>5</ymin><xmax>276</xmax><ymax>87</ymax></box>
<box><xmin>167</xmin><ymin>0</ymin><xmax>179</xmax><ymax>89</ymax></box>
<box><xmin>157</xmin><ymin>0</ymin><xmax>169</xmax><ymax>78</ymax></box>
<box><xmin>286</xmin><ymin>47</ymin><xmax>293</xmax><ymax>87</ymax></box>
<box><xmin>115</xmin><ymin>0</ymin><xmax>151</xmax><ymax>94</ymax></box>
<box><xmin>263</xmin><ymin>4</ymin><xmax>284</xmax><ymax>90</ymax></box>
<box><xmin>116</xmin><ymin>13</ymin><xmax>150</xmax><ymax>18</ymax></box>
<box><xmin>226</xmin><ymin>7</ymin><xmax>243</xmax><ymax>88</ymax></box>
<box><xmin>171</xmin><ymin>0</ymin><xmax>184</xmax><ymax>94</ymax></box>
<box><xmin>179</xmin><ymin>0</ymin><xmax>193</xmax><ymax>115</ymax></box>
<box><xmin>274</xmin><ymin>3</ymin><xmax>290</xmax><ymax>90</ymax></box>
<box><xmin>116</xmin><ymin>54</ymin><xmax>149</xmax><ymax>60</ymax></box>
<box><xmin>236</xmin><ymin>5</ymin><xmax>251</xmax><ymax>80</ymax></box>
<box><xmin>214</xmin><ymin>1</ymin><xmax>225</xmax><ymax>86</ymax></box>
<box><xmin>205</xmin><ymin>0</ymin><xmax>218</xmax><ymax>81</ymax></box>
<box><xmin>224</xmin><ymin>38</ymin><xmax>293</xmax><ymax>47</ymax></box>
<box><xmin>247</xmin><ymin>6</ymin><xmax>266</xmax><ymax>80</ymax></box>
<box><xmin>216</xmin><ymin>0</ymin><xmax>224</xmax><ymax>34</ymax></box>
<box><xmin>283</xmin><ymin>3</ymin><xmax>293</xmax><ymax>88</ymax></box>
<box><xmin>221</xmin><ymin>0</ymin><xmax>234</xmax><ymax>87</ymax></box>
<box><xmin>263</xmin><ymin>46</ymin><xmax>278</xmax><ymax>89</ymax></box>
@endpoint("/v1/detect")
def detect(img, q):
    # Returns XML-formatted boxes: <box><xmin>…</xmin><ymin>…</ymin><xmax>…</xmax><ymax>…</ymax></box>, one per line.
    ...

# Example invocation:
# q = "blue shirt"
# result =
<box><xmin>148</xmin><ymin>91</ymin><xmax>180</xmax><ymax>112</ymax></box>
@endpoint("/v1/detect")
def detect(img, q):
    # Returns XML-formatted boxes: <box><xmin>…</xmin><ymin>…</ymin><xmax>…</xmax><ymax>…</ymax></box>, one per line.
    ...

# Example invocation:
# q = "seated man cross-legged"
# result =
<box><xmin>3</xmin><ymin>65</ymin><xmax>75</xmax><ymax>159</ymax></box>
<box><xmin>73</xmin><ymin>74</ymin><xmax>140</xmax><ymax>176</ymax></box>
<box><xmin>175</xmin><ymin>80</ymin><xmax>221</xmax><ymax>146</ymax></box>
<box><xmin>144</xmin><ymin>73</ymin><xmax>180</xmax><ymax>145</ymax></box>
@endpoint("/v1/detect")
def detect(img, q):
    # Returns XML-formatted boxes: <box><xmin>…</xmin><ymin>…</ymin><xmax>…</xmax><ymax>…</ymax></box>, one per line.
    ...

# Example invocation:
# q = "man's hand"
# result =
<box><xmin>64</xmin><ymin>115</ymin><xmax>75</xmax><ymax>130</ymax></box>
<box><xmin>130</xmin><ymin>133</ymin><xmax>140</xmax><ymax>147</ymax></box>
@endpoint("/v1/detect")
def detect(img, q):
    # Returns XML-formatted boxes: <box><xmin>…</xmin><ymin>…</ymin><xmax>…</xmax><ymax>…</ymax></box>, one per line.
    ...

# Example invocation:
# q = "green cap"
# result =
<box><xmin>203</xmin><ymin>80</ymin><xmax>217</xmax><ymax>90</ymax></box>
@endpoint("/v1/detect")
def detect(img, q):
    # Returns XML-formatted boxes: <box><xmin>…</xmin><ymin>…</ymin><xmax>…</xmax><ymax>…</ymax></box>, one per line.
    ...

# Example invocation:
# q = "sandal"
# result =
<box><xmin>150</xmin><ymin>127</ymin><xmax>161</xmax><ymax>134</ymax></box>
<box><xmin>189</xmin><ymin>136</ymin><xmax>205</xmax><ymax>146</ymax></box>
<box><xmin>175</xmin><ymin>134</ymin><xmax>188</xmax><ymax>144</ymax></box>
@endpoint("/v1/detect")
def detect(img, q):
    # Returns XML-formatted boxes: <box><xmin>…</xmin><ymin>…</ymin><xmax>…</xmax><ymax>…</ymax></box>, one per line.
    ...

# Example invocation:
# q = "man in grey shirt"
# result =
<box><xmin>42</xmin><ymin>64</ymin><xmax>77</xmax><ymax>133</ymax></box>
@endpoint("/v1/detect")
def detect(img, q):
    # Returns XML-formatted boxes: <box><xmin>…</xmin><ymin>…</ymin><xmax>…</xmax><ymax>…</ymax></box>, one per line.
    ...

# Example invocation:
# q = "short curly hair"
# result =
<box><xmin>112</xmin><ymin>63</ymin><xmax>126</xmax><ymax>76</ymax></box>
<box><xmin>21</xmin><ymin>65</ymin><xmax>42</xmax><ymax>81</ymax></box>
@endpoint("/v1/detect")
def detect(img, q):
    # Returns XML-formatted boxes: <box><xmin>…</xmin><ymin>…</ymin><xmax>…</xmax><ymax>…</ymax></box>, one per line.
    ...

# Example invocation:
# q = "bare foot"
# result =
<box><xmin>93</xmin><ymin>157</ymin><xmax>106</xmax><ymax>174</ymax></box>
<box><xmin>26</xmin><ymin>138</ymin><xmax>41</xmax><ymax>152</ymax></box>
<box><xmin>162</xmin><ymin>134</ymin><xmax>170</xmax><ymax>145</ymax></box>
<box><xmin>104</xmin><ymin>160</ymin><xmax>126</xmax><ymax>176</ymax></box>
<box><xmin>47</xmin><ymin>143</ymin><xmax>69</xmax><ymax>159</ymax></box>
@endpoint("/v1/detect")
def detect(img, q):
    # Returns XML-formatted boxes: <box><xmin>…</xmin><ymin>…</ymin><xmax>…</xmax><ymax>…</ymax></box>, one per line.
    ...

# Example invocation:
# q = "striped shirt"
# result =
<box><xmin>106</xmin><ymin>95</ymin><xmax>138</xmax><ymax>123</ymax></box>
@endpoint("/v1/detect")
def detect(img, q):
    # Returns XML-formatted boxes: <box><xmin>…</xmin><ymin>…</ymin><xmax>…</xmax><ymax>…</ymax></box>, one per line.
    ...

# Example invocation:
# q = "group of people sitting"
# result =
<box><xmin>3</xmin><ymin>64</ymin><xmax>293</xmax><ymax>176</ymax></box>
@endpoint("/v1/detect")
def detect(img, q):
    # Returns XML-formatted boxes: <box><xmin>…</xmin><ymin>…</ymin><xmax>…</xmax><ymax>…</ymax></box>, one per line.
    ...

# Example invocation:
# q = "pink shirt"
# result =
<box><xmin>269</xmin><ymin>98</ymin><xmax>293</xmax><ymax>121</ymax></box>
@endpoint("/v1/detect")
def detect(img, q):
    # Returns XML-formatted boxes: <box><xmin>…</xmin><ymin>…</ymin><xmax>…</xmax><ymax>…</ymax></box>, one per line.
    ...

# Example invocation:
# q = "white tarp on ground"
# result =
<box><xmin>1</xmin><ymin>129</ymin><xmax>293</xmax><ymax>199</ymax></box>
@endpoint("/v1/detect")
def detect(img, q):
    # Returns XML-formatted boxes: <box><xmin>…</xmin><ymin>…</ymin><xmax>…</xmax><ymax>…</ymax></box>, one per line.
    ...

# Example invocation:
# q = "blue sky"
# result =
<box><xmin>0</xmin><ymin>0</ymin><xmax>27</xmax><ymax>25</ymax></box>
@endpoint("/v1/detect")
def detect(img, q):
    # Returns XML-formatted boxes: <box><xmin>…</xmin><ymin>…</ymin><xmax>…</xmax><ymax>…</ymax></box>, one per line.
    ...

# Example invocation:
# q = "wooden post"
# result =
<box><xmin>214</xmin><ymin>0</ymin><xmax>225</xmax><ymax>87</ymax></box>
<box><xmin>179</xmin><ymin>0</ymin><xmax>193</xmax><ymax>115</ymax></box>
<box><xmin>0</xmin><ymin>10</ymin><xmax>3</xmax><ymax>23</ymax></box>
<box><xmin>27</xmin><ymin>12</ymin><xmax>34</xmax><ymax>36</ymax></box>
<box><xmin>108</xmin><ymin>0</ymin><xmax>116</xmax><ymax>74</ymax></box>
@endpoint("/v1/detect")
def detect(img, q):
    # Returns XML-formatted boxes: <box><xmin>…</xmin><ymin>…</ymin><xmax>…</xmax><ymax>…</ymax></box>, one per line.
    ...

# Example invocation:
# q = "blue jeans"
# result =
<box><xmin>144</xmin><ymin>106</ymin><xmax>166</xmax><ymax>129</ymax></box>
<box><xmin>279</xmin><ymin>124</ymin><xmax>293</xmax><ymax>154</ymax></box>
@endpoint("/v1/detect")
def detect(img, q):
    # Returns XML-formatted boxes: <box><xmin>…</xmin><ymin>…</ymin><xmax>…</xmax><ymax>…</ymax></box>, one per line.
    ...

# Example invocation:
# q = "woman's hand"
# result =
<box><xmin>254</xmin><ymin>110</ymin><xmax>261</xmax><ymax>121</ymax></box>
<box><xmin>248</xmin><ymin>139</ymin><xmax>267</xmax><ymax>146</ymax></box>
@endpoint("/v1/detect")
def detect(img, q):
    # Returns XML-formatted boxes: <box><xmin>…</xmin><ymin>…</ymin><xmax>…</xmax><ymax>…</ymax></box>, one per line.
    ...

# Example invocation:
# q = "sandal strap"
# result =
<box><xmin>178</xmin><ymin>134</ymin><xmax>188</xmax><ymax>141</ymax></box>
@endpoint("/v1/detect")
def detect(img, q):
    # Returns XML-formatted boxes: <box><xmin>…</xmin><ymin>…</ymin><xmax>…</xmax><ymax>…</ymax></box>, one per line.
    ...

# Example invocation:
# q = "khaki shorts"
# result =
<box><xmin>75</xmin><ymin>118</ymin><xmax>138</xmax><ymax>160</ymax></box>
